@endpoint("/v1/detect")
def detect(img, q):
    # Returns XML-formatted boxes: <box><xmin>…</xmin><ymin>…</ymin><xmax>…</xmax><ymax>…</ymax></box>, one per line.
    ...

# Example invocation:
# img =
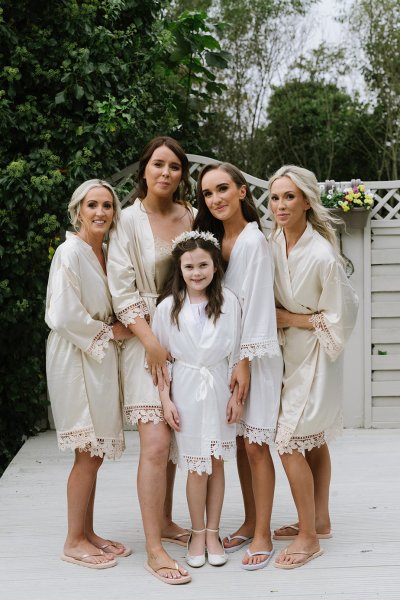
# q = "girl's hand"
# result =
<box><xmin>226</xmin><ymin>386</ymin><xmax>243</xmax><ymax>424</ymax></box>
<box><xmin>163</xmin><ymin>400</ymin><xmax>180</xmax><ymax>432</ymax></box>
<box><xmin>112</xmin><ymin>321</ymin><xmax>135</xmax><ymax>341</ymax></box>
<box><xmin>230</xmin><ymin>359</ymin><xmax>250</xmax><ymax>404</ymax></box>
<box><xmin>146</xmin><ymin>341</ymin><xmax>172</xmax><ymax>391</ymax></box>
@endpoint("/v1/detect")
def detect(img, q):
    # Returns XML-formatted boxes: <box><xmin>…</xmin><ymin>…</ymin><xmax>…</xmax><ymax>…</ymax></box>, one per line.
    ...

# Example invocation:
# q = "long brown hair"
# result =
<box><xmin>157</xmin><ymin>236</ymin><xmax>224</xmax><ymax>329</ymax></box>
<box><xmin>193</xmin><ymin>163</ymin><xmax>262</xmax><ymax>243</ymax></box>
<box><xmin>136</xmin><ymin>136</ymin><xmax>192</xmax><ymax>203</ymax></box>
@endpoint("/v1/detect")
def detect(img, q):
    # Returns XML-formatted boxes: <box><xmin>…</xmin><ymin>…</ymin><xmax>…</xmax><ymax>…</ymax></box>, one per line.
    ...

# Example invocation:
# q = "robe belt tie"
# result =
<box><xmin>175</xmin><ymin>361</ymin><xmax>214</xmax><ymax>402</ymax></box>
<box><xmin>141</xmin><ymin>292</ymin><xmax>158</xmax><ymax>299</ymax></box>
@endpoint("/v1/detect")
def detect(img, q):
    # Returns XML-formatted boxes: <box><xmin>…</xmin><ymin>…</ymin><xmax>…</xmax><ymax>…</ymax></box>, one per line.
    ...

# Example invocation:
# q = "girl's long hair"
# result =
<box><xmin>193</xmin><ymin>163</ymin><xmax>261</xmax><ymax>243</ymax></box>
<box><xmin>157</xmin><ymin>237</ymin><xmax>224</xmax><ymax>329</ymax></box>
<box><xmin>136</xmin><ymin>136</ymin><xmax>192</xmax><ymax>204</ymax></box>
<box><xmin>268</xmin><ymin>165</ymin><xmax>341</xmax><ymax>254</ymax></box>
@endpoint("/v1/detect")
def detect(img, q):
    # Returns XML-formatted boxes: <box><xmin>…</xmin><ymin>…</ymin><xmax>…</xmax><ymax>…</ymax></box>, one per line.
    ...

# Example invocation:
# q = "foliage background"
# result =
<box><xmin>0</xmin><ymin>0</ymin><xmax>228</xmax><ymax>475</ymax></box>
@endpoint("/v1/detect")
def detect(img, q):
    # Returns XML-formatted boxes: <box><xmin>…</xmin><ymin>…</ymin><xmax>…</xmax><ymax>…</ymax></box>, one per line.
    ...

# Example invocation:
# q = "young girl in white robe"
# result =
<box><xmin>268</xmin><ymin>165</ymin><xmax>358</xmax><ymax>569</ymax></box>
<box><xmin>152</xmin><ymin>231</ymin><xmax>242</xmax><ymax>569</ymax></box>
<box><xmin>46</xmin><ymin>180</ymin><xmax>133</xmax><ymax>569</ymax></box>
<box><xmin>194</xmin><ymin>163</ymin><xmax>283</xmax><ymax>571</ymax></box>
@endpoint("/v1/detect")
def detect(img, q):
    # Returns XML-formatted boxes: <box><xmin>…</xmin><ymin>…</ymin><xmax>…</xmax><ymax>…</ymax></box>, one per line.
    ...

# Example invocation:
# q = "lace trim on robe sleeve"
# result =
<box><xmin>309</xmin><ymin>312</ymin><xmax>341</xmax><ymax>361</ymax></box>
<box><xmin>117</xmin><ymin>299</ymin><xmax>149</xmax><ymax>327</ymax></box>
<box><xmin>240</xmin><ymin>339</ymin><xmax>280</xmax><ymax>361</ymax></box>
<box><xmin>86</xmin><ymin>322</ymin><xmax>114</xmax><ymax>362</ymax></box>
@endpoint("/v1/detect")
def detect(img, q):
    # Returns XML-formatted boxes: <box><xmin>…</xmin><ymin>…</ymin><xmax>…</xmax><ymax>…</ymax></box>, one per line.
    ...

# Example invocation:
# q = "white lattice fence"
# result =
<box><xmin>111</xmin><ymin>157</ymin><xmax>400</xmax><ymax>428</ymax></box>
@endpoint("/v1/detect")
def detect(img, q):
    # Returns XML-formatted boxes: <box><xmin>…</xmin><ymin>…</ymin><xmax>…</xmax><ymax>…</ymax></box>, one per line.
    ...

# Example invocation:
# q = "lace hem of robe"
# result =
<box><xmin>169</xmin><ymin>440</ymin><xmax>236</xmax><ymax>475</ymax></box>
<box><xmin>57</xmin><ymin>426</ymin><xmax>125</xmax><ymax>459</ymax></box>
<box><xmin>309</xmin><ymin>313</ymin><xmax>341</xmax><ymax>361</ymax></box>
<box><xmin>240</xmin><ymin>339</ymin><xmax>280</xmax><ymax>361</ymax></box>
<box><xmin>124</xmin><ymin>404</ymin><xmax>165</xmax><ymax>425</ymax></box>
<box><xmin>86</xmin><ymin>322</ymin><xmax>113</xmax><ymax>362</ymax></box>
<box><xmin>237</xmin><ymin>421</ymin><xmax>276</xmax><ymax>446</ymax></box>
<box><xmin>117</xmin><ymin>300</ymin><xmax>149</xmax><ymax>327</ymax></box>
<box><xmin>275</xmin><ymin>412</ymin><xmax>343</xmax><ymax>455</ymax></box>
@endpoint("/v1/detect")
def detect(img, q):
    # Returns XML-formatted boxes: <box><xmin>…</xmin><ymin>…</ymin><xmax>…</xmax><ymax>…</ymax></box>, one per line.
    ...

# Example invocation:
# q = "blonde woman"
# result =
<box><xmin>46</xmin><ymin>180</ymin><xmax>133</xmax><ymax>569</ymax></box>
<box><xmin>268</xmin><ymin>165</ymin><xmax>358</xmax><ymax>568</ymax></box>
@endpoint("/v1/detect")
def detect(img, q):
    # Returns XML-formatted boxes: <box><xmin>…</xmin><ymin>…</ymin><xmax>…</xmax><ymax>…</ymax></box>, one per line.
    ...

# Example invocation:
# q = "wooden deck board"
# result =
<box><xmin>1</xmin><ymin>429</ymin><xmax>399</xmax><ymax>599</ymax></box>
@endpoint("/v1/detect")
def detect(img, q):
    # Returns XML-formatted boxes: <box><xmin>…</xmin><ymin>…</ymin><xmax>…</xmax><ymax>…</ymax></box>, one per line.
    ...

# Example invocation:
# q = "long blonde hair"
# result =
<box><xmin>268</xmin><ymin>165</ymin><xmax>341</xmax><ymax>254</ymax></box>
<box><xmin>68</xmin><ymin>179</ymin><xmax>121</xmax><ymax>232</ymax></box>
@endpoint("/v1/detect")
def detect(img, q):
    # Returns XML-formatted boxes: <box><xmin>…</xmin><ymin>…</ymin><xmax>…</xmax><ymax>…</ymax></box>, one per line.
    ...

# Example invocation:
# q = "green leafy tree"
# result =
<box><xmin>261</xmin><ymin>79</ymin><xmax>376</xmax><ymax>181</ymax></box>
<box><xmin>0</xmin><ymin>0</ymin><xmax>226</xmax><ymax>474</ymax></box>
<box><xmin>347</xmin><ymin>0</ymin><xmax>400</xmax><ymax>179</ymax></box>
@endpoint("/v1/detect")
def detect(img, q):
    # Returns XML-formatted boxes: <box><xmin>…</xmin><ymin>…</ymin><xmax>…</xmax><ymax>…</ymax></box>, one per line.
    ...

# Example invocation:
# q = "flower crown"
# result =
<box><xmin>171</xmin><ymin>230</ymin><xmax>220</xmax><ymax>251</ymax></box>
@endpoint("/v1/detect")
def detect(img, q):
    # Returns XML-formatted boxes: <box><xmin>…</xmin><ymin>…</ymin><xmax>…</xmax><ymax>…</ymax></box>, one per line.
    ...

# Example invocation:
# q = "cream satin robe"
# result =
<box><xmin>45</xmin><ymin>233</ymin><xmax>125</xmax><ymax>459</ymax></box>
<box><xmin>152</xmin><ymin>289</ymin><xmax>241</xmax><ymax>475</ymax></box>
<box><xmin>107</xmin><ymin>198</ymin><xmax>195</xmax><ymax>424</ymax></box>
<box><xmin>271</xmin><ymin>222</ymin><xmax>359</xmax><ymax>453</ymax></box>
<box><xmin>224</xmin><ymin>221</ymin><xmax>283</xmax><ymax>445</ymax></box>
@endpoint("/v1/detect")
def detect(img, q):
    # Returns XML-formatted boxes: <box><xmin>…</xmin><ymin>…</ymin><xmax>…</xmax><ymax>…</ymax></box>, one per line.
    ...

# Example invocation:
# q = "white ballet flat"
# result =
<box><xmin>186</xmin><ymin>528</ymin><xmax>206</xmax><ymax>568</ymax></box>
<box><xmin>206</xmin><ymin>528</ymin><xmax>228</xmax><ymax>567</ymax></box>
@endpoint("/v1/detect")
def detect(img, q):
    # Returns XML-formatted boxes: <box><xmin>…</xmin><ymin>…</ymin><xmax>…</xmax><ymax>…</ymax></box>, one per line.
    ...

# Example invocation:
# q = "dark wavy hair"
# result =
<box><xmin>193</xmin><ymin>162</ymin><xmax>261</xmax><ymax>243</ymax></box>
<box><xmin>157</xmin><ymin>236</ymin><xmax>224</xmax><ymax>329</ymax></box>
<box><xmin>135</xmin><ymin>136</ymin><xmax>192</xmax><ymax>203</ymax></box>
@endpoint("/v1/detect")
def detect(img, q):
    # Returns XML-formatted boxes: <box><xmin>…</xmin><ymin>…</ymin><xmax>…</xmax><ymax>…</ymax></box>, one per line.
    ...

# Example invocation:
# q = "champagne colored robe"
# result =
<box><xmin>152</xmin><ymin>290</ymin><xmax>241</xmax><ymax>474</ymax></box>
<box><xmin>224</xmin><ymin>222</ymin><xmax>283</xmax><ymax>445</ymax></box>
<box><xmin>271</xmin><ymin>222</ymin><xmax>359</xmax><ymax>453</ymax></box>
<box><xmin>45</xmin><ymin>233</ymin><xmax>125</xmax><ymax>459</ymax></box>
<box><xmin>107</xmin><ymin>198</ymin><xmax>195</xmax><ymax>424</ymax></box>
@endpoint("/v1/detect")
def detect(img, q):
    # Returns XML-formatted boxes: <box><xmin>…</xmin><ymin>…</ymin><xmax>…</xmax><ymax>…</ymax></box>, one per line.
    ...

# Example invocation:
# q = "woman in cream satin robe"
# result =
<box><xmin>268</xmin><ymin>165</ymin><xmax>358</xmax><ymax>569</ymax></box>
<box><xmin>46</xmin><ymin>180</ymin><xmax>133</xmax><ymax>569</ymax></box>
<box><xmin>107</xmin><ymin>137</ymin><xmax>195</xmax><ymax>585</ymax></box>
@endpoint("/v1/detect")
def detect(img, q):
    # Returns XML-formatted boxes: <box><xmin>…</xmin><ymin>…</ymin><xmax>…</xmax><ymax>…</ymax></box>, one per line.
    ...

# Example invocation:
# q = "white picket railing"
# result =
<box><xmin>111</xmin><ymin>156</ymin><xmax>400</xmax><ymax>428</ymax></box>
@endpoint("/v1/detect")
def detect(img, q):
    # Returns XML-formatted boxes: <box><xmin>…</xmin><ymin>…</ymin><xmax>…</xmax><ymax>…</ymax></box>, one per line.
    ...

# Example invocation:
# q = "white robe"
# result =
<box><xmin>271</xmin><ymin>222</ymin><xmax>359</xmax><ymax>453</ymax></box>
<box><xmin>107</xmin><ymin>198</ymin><xmax>196</xmax><ymax>424</ymax></box>
<box><xmin>224</xmin><ymin>222</ymin><xmax>283</xmax><ymax>445</ymax></box>
<box><xmin>152</xmin><ymin>290</ymin><xmax>241</xmax><ymax>474</ymax></box>
<box><xmin>45</xmin><ymin>233</ymin><xmax>124</xmax><ymax>459</ymax></box>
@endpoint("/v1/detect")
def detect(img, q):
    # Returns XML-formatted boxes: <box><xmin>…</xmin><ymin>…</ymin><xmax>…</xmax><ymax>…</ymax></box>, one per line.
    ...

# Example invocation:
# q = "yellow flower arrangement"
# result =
<box><xmin>320</xmin><ymin>181</ymin><xmax>374</xmax><ymax>212</ymax></box>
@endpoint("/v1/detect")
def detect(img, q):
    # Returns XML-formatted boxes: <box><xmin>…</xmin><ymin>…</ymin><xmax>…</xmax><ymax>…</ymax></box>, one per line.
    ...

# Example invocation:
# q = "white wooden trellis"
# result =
<box><xmin>111</xmin><ymin>157</ymin><xmax>400</xmax><ymax>428</ymax></box>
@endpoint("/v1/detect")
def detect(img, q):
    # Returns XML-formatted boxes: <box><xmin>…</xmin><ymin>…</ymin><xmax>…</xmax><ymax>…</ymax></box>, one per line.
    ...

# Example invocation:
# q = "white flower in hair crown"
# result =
<box><xmin>171</xmin><ymin>230</ymin><xmax>220</xmax><ymax>251</ymax></box>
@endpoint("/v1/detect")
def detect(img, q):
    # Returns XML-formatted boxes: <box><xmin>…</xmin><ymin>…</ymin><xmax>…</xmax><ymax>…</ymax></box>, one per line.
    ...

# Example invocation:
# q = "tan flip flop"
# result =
<box><xmin>273</xmin><ymin>524</ymin><xmax>332</xmax><ymax>540</ymax></box>
<box><xmin>144</xmin><ymin>561</ymin><xmax>191</xmax><ymax>584</ymax></box>
<box><xmin>274</xmin><ymin>548</ymin><xmax>324</xmax><ymax>569</ymax></box>
<box><xmin>61</xmin><ymin>552</ymin><xmax>117</xmax><ymax>569</ymax></box>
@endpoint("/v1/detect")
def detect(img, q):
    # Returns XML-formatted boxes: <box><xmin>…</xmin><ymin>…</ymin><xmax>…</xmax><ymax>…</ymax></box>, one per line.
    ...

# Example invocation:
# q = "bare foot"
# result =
<box><xmin>147</xmin><ymin>548</ymin><xmax>190</xmax><ymax>580</ymax></box>
<box><xmin>273</xmin><ymin>522</ymin><xmax>331</xmax><ymax>539</ymax></box>
<box><xmin>241</xmin><ymin>535</ymin><xmax>272</xmax><ymax>567</ymax></box>
<box><xmin>87</xmin><ymin>533</ymin><xmax>130</xmax><ymax>556</ymax></box>
<box><xmin>274</xmin><ymin>536</ymin><xmax>320</xmax><ymax>567</ymax></box>
<box><xmin>64</xmin><ymin>539</ymin><xmax>115</xmax><ymax>566</ymax></box>
<box><xmin>223</xmin><ymin>523</ymin><xmax>255</xmax><ymax>550</ymax></box>
<box><xmin>161</xmin><ymin>520</ymin><xmax>190</xmax><ymax>546</ymax></box>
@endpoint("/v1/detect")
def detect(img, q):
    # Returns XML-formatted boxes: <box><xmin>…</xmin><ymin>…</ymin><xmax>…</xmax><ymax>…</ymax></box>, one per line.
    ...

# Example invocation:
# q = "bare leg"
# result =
<box><xmin>275</xmin><ymin>450</ymin><xmax>320</xmax><ymax>567</ymax></box>
<box><xmin>205</xmin><ymin>457</ymin><xmax>225</xmax><ymax>555</ymax></box>
<box><xmin>137</xmin><ymin>421</ymin><xmax>188</xmax><ymax>580</ymax></box>
<box><xmin>306</xmin><ymin>444</ymin><xmax>331</xmax><ymax>533</ymax></box>
<box><xmin>63</xmin><ymin>450</ymin><xmax>114</xmax><ymax>565</ymax></box>
<box><xmin>161</xmin><ymin>459</ymin><xmax>190</xmax><ymax>543</ymax></box>
<box><xmin>242</xmin><ymin>441</ymin><xmax>274</xmax><ymax>566</ymax></box>
<box><xmin>274</xmin><ymin>443</ymin><xmax>332</xmax><ymax>538</ymax></box>
<box><xmin>186</xmin><ymin>471</ymin><xmax>207</xmax><ymax>556</ymax></box>
<box><xmin>85</xmin><ymin>477</ymin><xmax>127</xmax><ymax>556</ymax></box>
<box><xmin>223</xmin><ymin>436</ymin><xmax>256</xmax><ymax>549</ymax></box>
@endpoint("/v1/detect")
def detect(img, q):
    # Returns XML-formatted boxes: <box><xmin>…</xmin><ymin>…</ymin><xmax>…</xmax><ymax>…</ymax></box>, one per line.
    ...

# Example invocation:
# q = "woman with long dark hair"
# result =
<box><xmin>194</xmin><ymin>163</ymin><xmax>283</xmax><ymax>570</ymax></box>
<box><xmin>107</xmin><ymin>137</ymin><xmax>195</xmax><ymax>583</ymax></box>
